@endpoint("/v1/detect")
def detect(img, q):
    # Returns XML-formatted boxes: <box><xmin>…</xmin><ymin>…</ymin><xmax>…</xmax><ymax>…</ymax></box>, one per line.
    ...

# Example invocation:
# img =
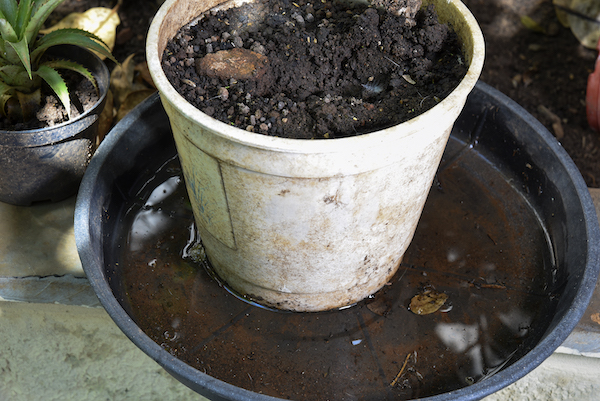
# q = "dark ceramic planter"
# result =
<box><xmin>75</xmin><ymin>83</ymin><xmax>600</xmax><ymax>401</ymax></box>
<box><xmin>0</xmin><ymin>45</ymin><xmax>110</xmax><ymax>206</ymax></box>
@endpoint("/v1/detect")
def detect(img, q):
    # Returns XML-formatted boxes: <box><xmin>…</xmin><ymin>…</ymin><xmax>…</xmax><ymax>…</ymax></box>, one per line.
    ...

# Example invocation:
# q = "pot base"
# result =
<box><xmin>198</xmin><ymin>250</ymin><xmax>403</xmax><ymax>312</ymax></box>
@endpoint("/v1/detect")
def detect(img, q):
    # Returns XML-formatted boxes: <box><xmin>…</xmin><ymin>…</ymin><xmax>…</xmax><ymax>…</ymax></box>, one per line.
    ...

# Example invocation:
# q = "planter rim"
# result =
<box><xmin>146</xmin><ymin>0</ymin><xmax>485</xmax><ymax>154</ymax></box>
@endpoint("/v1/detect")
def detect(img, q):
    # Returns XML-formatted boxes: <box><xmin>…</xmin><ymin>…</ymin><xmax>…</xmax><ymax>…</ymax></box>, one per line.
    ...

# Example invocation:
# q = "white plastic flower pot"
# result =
<box><xmin>146</xmin><ymin>0</ymin><xmax>485</xmax><ymax>311</ymax></box>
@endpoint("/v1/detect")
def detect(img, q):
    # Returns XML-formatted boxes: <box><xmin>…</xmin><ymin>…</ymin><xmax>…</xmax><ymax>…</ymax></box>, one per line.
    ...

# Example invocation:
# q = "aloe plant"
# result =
<box><xmin>0</xmin><ymin>0</ymin><xmax>116</xmax><ymax>123</ymax></box>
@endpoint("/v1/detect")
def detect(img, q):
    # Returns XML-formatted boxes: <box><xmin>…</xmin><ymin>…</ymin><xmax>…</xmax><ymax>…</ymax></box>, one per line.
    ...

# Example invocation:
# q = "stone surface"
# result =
<box><xmin>483</xmin><ymin>353</ymin><xmax>600</xmax><ymax>401</ymax></box>
<box><xmin>0</xmin><ymin>197</ymin><xmax>83</xmax><ymax>277</ymax></box>
<box><xmin>0</xmin><ymin>301</ymin><xmax>206</xmax><ymax>401</ymax></box>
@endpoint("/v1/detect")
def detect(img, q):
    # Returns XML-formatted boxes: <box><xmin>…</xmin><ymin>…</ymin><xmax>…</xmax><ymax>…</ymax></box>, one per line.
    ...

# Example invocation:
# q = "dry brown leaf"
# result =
<box><xmin>135</xmin><ymin>62</ymin><xmax>156</xmax><ymax>89</ymax></box>
<box><xmin>554</xmin><ymin>0</ymin><xmax>572</xmax><ymax>27</ymax></box>
<box><xmin>96</xmin><ymin>89</ymin><xmax>114</xmax><ymax>145</ymax></box>
<box><xmin>116</xmin><ymin>89</ymin><xmax>157</xmax><ymax>122</ymax></box>
<box><xmin>554</xmin><ymin>0</ymin><xmax>600</xmax><ymax>49</ymax></box>
<box><xmin>41</xmin><ymin>7</ymin><xmax>121</xmax><ymax>57</ymax></box>
<box><xmin>110</xmin><ymin>54</ymin><xmax>147</xmax><ymax>107</ymax></box>
<box><xmin>520</xmin><ymin>15</ymin><xmax>546</xmax><ymax>34</ymax></box>
<box><xmin>409</xmin><ymin>290</ymin><xmax>448</xmax><ymax>315</ymax></box>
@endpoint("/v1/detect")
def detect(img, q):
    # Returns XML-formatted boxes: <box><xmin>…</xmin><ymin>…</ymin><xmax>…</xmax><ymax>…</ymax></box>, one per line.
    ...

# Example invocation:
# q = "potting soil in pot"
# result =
<box><xmin>0</xmin><ymin>71</ymin><xmax>100</xmax><ymax>131</ymax></box>
<box><xmin>162</xmin><ymin>0</ymin><xmax>467</xmax><ymax>139</ymax></box>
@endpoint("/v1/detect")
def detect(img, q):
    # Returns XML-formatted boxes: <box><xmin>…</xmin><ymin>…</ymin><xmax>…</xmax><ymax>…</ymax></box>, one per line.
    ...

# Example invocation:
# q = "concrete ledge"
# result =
<box><xmin>559</xmin><ymin>188</ymin><xmax>600</xmax><ymax>355</ymax></box>
<box><xmin>0</xmin><ymin>197</ymin><xmax>83</xmax><ymax>277</ymax></box>
<box><xmin>0</xmin><ymin>275</ymin><xmax>99</xmax><ymax>307</ymax></box>
<box><xmin>482</xmin><ymin>352</ymin><xmax>600</xmax><ymax>401</ymax></box>
<box><xmin>0</xmin><ymin>301</ymin><xmax>205</xmax><ymax>401</ymax></box>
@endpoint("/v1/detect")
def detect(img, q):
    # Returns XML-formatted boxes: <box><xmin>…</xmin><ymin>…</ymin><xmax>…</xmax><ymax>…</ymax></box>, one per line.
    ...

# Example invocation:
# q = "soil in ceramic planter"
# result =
<box><xmin>162</xmin><ymin>0</ymin><xmax>467</xmax><ymax>139</ymax></box>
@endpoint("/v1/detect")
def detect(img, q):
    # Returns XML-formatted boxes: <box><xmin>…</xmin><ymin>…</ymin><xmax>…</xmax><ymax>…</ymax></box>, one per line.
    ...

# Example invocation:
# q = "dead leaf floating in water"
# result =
<box><xmin>409</xmin><ymin>290</ymin><xmax>448</xmax><ymax>315</ymax></box>
<box><xmin>366</xmin><ymin>296</ymin><xmax>391</xmax><ymax>316</ymax></box>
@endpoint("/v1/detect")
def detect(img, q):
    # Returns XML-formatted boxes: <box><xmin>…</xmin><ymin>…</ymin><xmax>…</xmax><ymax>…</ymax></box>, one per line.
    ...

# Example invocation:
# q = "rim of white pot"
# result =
<box><xmin>147</xmin><ymin>0</ymin><xmax>485</xmax><ymax>154</ymax></box>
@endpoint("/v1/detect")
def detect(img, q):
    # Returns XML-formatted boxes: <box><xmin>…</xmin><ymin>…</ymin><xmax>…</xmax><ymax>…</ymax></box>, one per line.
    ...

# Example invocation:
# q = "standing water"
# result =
<box><xmin>110</xmin><ymin>135</ymin><xmax>557</xmax><ymax>400</ymax></box>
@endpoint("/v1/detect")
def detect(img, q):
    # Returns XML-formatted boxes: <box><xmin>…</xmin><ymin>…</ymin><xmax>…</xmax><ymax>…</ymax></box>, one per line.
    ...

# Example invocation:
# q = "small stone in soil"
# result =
<box><xmin>195</xmin><ymin>48</ymin><xmax>269</xmax><ymax>80</ymax></box>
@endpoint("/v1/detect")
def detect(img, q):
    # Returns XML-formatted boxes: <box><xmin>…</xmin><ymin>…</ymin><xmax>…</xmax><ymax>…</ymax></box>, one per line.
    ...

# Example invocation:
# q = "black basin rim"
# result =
<box><xmin>75</xmin><ymin>83</ymin><xmax>600</xmax><ymax>401</ymax></box>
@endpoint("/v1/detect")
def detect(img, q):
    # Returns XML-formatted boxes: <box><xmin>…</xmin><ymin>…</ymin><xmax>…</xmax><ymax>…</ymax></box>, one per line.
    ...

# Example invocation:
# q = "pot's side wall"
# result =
<box><xmin>425</xmin><ymin>0</ymin><xmax>480</xmax><ymax>66</ymax></box>
<box><xmin>165</xmin><ymin>87</ymin><xmax>455</xmax><ymax>311</ymax></box>
<box><xmin>148</xmin><ymin>0</ymin><xmax>484</xmax><ymax>311</ymax></box>
<box><xmin>0</xmin><ymin>47</ymin><xmax>110</xmax><ymax>206</ymax></box>
<box><xmin>195</xmin><ymin>127</ymin><xmax>451</xmax><ymax>311</ymax></box>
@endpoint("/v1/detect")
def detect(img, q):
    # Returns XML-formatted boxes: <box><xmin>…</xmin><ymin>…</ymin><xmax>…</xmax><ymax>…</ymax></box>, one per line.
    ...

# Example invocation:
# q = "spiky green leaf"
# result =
<box><xmin>25</xmin><ymin>0</ymin><xmax>65</xmax><ymax>45</ymax></box>
<box><xmin>0</xmin><ymin>65</ymin><xmax>35</xmax><ymax>92</ymax></box>
<box><xmin>31</xmin><ymin>28</ymin><xmax>117</xmax><ymax>64</ymax></box>
<box><xmin>14</xmin><ymin>0</ymin><xmax>33</xmax><ymax>38</ymax></box>
<box><xmin>43</xmin><ymin>58</ymin><xmax>97</xmax><ymax>92</ymax></box>
<box><xmin>0</xmin><ymin>64</ymin><xmax>25</xmax><ymax>83</ymax></box>
<box><xmin>35</xmin><ymin>64</ymin><xmax>71</xmax><ymax>118</ymax></box>
<box><xmin>0</xmin><ymin>0</ymin><xmax>18</xmax><ymax>27</ymax></box>
<box><xmin>16</xmin><ymin>87</ymin><xmax>40</xmax><ymax>121</ymax></box>
<box><xmin>0</xmin><ymin>11</ymin><xmax>18</xmax><ymax>42</ymax></box>
<box><xmin>1</xmin><ymin>39</ymin><xmax>25</xmax><ymax>65</ymax></box>
<box><xmin>6</xmin><ymin>35</ymin><xmax>31</xmax><ymax>78</ymax></box>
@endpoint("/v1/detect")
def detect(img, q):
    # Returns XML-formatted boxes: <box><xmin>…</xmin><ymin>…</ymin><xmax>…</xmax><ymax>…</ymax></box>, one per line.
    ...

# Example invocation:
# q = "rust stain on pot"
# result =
<box><xmin>195</xmin><ymin>48</ymin><xmax>269</xmax><ymax>80</ymax></box>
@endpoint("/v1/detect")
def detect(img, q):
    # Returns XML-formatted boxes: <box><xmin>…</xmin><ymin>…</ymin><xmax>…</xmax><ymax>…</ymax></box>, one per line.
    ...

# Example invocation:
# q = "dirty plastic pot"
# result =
<box><xmin>75</xmin><ymin>83</ymin><xmax>600</xmax><ymax>400</ymax></box>
<box><xmin>146</xmin><ymin>0</ymin><xmax>486</xmax><ymax>311</ymax></box>
<box><xmin>0</xmin><ymin>45</ymin><xmax>109</xmax><ymax>206</ymax></box>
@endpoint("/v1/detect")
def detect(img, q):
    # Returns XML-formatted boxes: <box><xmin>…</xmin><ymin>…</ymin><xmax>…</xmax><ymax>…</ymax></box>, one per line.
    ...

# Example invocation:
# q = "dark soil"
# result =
<box><xmin>0</xmin><ymin>69</ymin><xmax>100</xmax><ymax>131</ymax></box>
<box><xmin>161</xmin><ymin>0</ymin><xmax>467</xmax><ymax>139</ymax></box>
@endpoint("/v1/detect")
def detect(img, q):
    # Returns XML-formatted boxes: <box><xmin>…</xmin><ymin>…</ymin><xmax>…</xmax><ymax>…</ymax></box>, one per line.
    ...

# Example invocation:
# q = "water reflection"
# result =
<box><xmin>128</xmin><ymin>176</ymin><xmax>181</xmax><ymax>252</ymax></box>
<box><xmin>145</xmin><ymin>176</ymin><xmax>180</xmax><ymax>207</ymax></box>
<box><xmin>498</xmin><ymin>308</ymin><xmax>532</xmax><ymax>338</ymax></box>
<box><xmin>435</xmin><ymin>323</ymin><xmax>479</xmax><ymax>353</ymax></box>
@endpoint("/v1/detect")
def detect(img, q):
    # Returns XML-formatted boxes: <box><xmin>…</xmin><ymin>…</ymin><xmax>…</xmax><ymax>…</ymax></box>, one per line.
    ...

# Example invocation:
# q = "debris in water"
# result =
<box><xmin>409</xmin><ymin>289</ymin><xmax>448</xmax><ymax>315</ymax></box>
<box><xmin>366</xmin><ymin>295</ymin><xmax>391</xmax><ymax>316</ymax></box>
<box><xmin>390</xmin><ymin>352</ymin><xmax>412</xmax><ymax>387</ymax></box>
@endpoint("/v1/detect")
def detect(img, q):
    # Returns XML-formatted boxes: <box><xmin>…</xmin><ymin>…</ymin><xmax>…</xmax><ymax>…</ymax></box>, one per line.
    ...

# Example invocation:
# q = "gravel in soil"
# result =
<box><xmin>161</xmin><ymin>0</ymin><xmax>467</xmax><ymax>139</ymax></box>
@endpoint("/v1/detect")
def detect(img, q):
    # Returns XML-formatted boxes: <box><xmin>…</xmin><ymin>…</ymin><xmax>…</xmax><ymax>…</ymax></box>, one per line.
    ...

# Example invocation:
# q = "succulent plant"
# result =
<box><xmin>0</xmin><ymin>0</ymin><xmax>116</xmax><ymax>123</ymax></box>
